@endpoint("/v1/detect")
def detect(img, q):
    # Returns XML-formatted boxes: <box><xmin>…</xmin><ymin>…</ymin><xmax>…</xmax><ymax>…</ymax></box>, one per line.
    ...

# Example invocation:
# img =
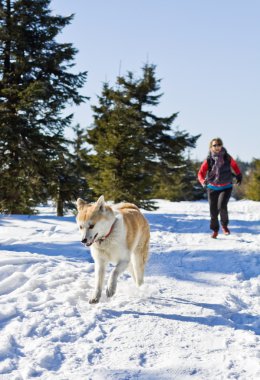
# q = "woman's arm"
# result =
<box><xmin>198</xmin><ymin>160</ymin><xmax>209</xmax><ymax>185</ymax></box>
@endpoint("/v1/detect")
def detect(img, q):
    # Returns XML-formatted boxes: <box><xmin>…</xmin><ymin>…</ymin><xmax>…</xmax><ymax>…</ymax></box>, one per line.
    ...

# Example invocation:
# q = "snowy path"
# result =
<box><xmin>0</xmin><ymin>200</ymin><xmax>259</xmax><ymax>379</ymax></box>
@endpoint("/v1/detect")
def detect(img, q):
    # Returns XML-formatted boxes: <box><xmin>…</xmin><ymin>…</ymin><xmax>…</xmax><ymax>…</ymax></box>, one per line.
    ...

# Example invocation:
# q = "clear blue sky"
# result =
<box><xmin>51</xmin><ymin>0</ymin><xmax>259</xmax><ymax>162</ymax></box>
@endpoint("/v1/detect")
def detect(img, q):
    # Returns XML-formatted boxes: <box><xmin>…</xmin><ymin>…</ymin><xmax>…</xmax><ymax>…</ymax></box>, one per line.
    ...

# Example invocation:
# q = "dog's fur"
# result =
<box><xmin>76</xmin><ymin>195</ymin><xmax>150</xmax><ymax>303</ymax></box>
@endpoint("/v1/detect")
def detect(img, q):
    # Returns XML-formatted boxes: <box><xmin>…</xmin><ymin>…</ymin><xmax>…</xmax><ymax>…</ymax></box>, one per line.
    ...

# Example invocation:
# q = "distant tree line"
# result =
<box><xmin>0</xmin><ymin>0</ymin><xmax>259</xmax><ymax>215</ymax></box>
<box><xmin>233</xmin><ymin>158</ymin><xmax>260</xmax><ymax>202</ymax></box>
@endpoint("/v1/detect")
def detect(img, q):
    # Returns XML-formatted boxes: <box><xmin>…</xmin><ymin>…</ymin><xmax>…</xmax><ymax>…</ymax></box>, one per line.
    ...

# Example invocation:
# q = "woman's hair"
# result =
<box><xmin>209</xmin><ymin>137</ymin><xmax>223</xmax><ymax>149</ymax></box>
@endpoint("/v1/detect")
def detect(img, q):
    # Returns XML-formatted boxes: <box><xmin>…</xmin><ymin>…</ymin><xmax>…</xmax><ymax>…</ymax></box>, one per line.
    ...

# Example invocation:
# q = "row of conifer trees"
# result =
<box><xmin>0</xmin><ymin>0</ymin><xmax>259</xmax><ymax>215</ymax></box>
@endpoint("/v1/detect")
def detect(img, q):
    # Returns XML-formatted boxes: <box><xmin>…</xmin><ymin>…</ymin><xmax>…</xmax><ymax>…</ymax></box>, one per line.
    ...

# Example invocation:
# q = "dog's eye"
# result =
<box><xmin>89</xmin><ymin>224</ymin><xmax>94</xmax><ymax>229</ymax></box>
<box><xmin>79</xmin><ymin>226</ymin><xmax>83</xmax><ymax>230</ymax></box>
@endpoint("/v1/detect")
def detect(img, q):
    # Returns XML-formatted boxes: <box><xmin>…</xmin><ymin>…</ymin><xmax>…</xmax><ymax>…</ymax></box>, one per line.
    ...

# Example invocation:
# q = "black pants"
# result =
<box><xmin>207</xmin><ymin>187</ymin><xmax>232</xmax><ymax>231</ymax></box>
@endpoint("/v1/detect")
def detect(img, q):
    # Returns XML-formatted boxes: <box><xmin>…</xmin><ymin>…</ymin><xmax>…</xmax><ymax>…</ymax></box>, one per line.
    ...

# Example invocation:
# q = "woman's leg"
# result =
<box><xmin>218</xmin><ymin>187</ymin><xmax>232</xmax><ymax>227</ymax></box>
<box><xmin>208</xmin><ymin>189</ymin><xmax>220</xmax><ymax>231</ymax></box>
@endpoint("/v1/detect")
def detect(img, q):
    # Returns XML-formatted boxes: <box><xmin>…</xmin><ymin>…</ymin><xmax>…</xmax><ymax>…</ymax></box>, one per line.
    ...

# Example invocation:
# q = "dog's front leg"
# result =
<box><xmin>106</xmin><ymin>260</ymin><xmax>129</xmax><ymax>298</ymax></box>
<box><xmin>89</xmin><ymin>259</ymin><xmax>106</xmax><ymax>304</ymax></box>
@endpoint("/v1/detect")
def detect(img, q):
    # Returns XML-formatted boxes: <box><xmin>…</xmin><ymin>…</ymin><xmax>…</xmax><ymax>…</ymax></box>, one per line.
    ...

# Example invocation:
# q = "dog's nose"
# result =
<box><xmin>81</xmin><ymin>238</ymin><xmax>87</xmax><ymax>244</ymax></box>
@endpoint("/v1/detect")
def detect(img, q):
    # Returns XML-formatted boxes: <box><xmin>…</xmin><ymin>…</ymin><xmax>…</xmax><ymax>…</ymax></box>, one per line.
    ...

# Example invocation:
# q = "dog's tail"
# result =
<box><xmin>115</xmin><ymin>203</ymin><xmax>140</xmax><ymax>211</ymax></box>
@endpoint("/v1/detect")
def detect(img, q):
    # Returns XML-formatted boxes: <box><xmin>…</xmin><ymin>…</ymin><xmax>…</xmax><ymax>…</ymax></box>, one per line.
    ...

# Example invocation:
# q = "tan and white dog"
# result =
<box><xmin>76</xmin><ymin>195</ymin><xmax>150</xmax><ymax>304</ymax></box>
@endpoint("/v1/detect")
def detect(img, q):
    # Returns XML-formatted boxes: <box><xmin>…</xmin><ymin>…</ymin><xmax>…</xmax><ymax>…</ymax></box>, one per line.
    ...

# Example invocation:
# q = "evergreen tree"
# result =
<box><xmin>244</xmin><ymin>159</ymin><xmax>260</xmax><ymax>201</ymax></box>
<box><xmin>231</xmin><ymin>157</ymin><xmax>249</xmax><ymax>200</ymax></box>
<box><xmin>0</xmin><ymin>0</ymin><xmax>87</xmax><ymax>213</ymax></box>
<box><xmin>71</xmin><ymin>124</ymin><xmax>91</xmax><ymax>184</ymax></box>
<box><xmin>86</xmin><ymin>64</ymin><xmax>199</xmax><ymax>209</ymax></box>
<box><xmin>34</xmin><ymin>125</ymin><xmax>93</xmax><ymax>216</ymax></box>
<box><xmin>69</xmin><ymin>124</ymin><xmax>93</xmax><ymax>201</ymax></box>
<box><xmin>153</xmin><ymin>159</ymin><xmax>204</xmax><ymax>201</ymax></box>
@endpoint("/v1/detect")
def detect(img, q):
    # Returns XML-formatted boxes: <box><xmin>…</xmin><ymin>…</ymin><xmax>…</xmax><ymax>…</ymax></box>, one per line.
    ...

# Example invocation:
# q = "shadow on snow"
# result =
<box><xmin>147</xmin><ymin>248</ymin><xmax>260</xmax><ymax>282</ymax></box>
<box><xmin>145</xmin><ymin>213</ymin><xmax>260</xmax><ymax>235</ymax></box>
<box><xmin>102</xmin><ymin>304</ymin><xmax>260</xmax><ymax>335</ymax></box>
<box><xmin>0</xmin><ymin>241</ymin><xmax>93</xmax><ymax>263</ymax></box>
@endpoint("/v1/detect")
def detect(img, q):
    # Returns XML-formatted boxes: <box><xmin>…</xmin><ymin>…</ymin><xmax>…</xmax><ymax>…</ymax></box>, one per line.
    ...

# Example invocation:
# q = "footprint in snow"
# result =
<box><xmin>87</xmin><ymin>347</ymin><xmax>103</xmax><ymax>365</ymax></box>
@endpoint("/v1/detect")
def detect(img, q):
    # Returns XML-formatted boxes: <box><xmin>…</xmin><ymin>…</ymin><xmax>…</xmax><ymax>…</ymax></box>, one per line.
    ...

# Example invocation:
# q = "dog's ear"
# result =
<box><xmin>95</xmin><ymin>195</ymin><xmax>105</xmax><ymax>212</ymax></box>
<box><xmin>76</xmin><ymin>198</ymin><xmax>87</xmax><ymax>211</ymax></box>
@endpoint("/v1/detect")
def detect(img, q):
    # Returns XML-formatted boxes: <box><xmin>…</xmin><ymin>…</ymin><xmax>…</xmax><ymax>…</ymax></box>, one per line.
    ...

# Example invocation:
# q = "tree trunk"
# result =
<box><xmin>56</xmin><ymin>182</ymin><xmax>64</xmax><ymax>216</ymax></box>
<box><xmin>3</xmin><ymin>0</ymin><xmax>11</xmax><ymax>76</ymax></box>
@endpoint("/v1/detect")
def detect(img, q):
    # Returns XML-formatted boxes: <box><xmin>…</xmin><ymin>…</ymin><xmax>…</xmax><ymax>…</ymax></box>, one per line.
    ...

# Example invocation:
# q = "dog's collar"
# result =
<box><xmin>98</xmin><ymin>218</ymin><xmax>117</xmax><ymax>243</ymax></box>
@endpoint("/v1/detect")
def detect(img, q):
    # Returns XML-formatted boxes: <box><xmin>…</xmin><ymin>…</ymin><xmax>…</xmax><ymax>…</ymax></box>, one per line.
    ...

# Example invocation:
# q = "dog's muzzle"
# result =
<box><xmin>81</xmin><ymin>233</ymin><xmax>98</xmax><ymax>247</ymax></box>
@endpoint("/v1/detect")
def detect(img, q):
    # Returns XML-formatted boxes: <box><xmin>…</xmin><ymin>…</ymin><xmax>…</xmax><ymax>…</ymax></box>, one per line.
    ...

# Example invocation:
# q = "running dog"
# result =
<box><xmin>76</xmin><ymin>195</ymin><xmax>150</xmax><ymax>303</ymax></box>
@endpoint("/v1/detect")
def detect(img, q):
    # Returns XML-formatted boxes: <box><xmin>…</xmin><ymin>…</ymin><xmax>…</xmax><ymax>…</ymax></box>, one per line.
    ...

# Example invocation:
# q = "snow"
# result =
<box><xmin>0</xmin><ymin>199</ymin><xmax>259</xmax><ymax>380</ymax></box>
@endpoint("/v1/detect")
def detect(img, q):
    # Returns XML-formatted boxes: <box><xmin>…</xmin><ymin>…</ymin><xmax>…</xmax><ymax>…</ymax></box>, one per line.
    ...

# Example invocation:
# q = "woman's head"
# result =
<box><xmin>209</xmin><ymin>138</ymin><xmax>223</xmax><ymax>153</ymax></box>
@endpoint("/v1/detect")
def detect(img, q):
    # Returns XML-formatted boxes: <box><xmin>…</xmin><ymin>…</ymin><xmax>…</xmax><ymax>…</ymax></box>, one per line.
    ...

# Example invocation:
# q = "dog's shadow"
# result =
<box><xmin>102</xmin><ymin>299</ymin><xmax>260</xmax><ymax>335</ymax></box>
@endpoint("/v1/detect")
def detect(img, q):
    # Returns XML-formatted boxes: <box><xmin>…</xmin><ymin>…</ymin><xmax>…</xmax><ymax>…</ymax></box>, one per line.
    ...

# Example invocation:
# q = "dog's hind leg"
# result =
<box><xmin>131</xmin><ymin>238</ymin><xmax>149</xmax><ymax>286</ymax></box>
<box><xmin>131</xmin><ymin>253</ymin><xmax>145</xmax><ymax>286</ymax></box>
<box><xmin>127</xmin><ymin>262</ymin><xmax>137</xmax><ymax>283</ymax></box>
<box><xmin>106</xmin><ymin>260</ymin><xmax>129</xmax><ymax>298</ymax></box>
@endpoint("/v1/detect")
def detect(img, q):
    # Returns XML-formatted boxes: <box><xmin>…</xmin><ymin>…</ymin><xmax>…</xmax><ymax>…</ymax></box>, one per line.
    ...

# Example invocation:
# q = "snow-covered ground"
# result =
<box><xmin>0</xmin><ymin>199</ymin><xmax>259</xmax><ymax>380</ymax></box>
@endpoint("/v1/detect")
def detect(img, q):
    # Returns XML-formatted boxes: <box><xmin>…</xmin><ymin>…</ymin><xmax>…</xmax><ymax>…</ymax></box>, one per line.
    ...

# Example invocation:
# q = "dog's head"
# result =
<box><xmin>76</xmin><ymin>195</ymin><xmax>115</xmax><ymax>246</ymax></box>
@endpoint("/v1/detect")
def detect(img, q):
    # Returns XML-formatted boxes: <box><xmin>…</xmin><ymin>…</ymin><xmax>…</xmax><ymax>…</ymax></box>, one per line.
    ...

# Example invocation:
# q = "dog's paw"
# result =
<box><xmin>106</xmin><ymin>287</ymin><xmax>116</xmax><ymax>298</ymax></box>
<box><xmin>89</xmin><ymin>295</ymin><xmax>100</xmax><ymax>304</ymax></box>
<box><xmin>89</xmin><ymin>297</ymin><xmax>99</xmax><ymax>304</ymax></box>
